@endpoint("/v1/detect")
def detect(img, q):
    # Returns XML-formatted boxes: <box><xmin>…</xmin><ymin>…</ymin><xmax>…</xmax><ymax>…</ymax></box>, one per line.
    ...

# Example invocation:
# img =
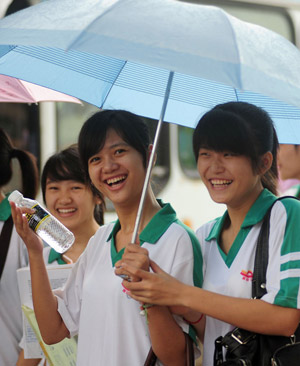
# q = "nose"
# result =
<box><xmin>102</xmin><ymin>155</ymin><xmax>119</xmax><ymax>173</ymax></box>
<box><xmin>58</xmin><ymin>189</ymin><xmax>72</xmax><ymax>204</ymax></box>
<box><xmin>210</xmin><ymin>156</ymin><xmax>225</xmax><ymax>173</ymax></box>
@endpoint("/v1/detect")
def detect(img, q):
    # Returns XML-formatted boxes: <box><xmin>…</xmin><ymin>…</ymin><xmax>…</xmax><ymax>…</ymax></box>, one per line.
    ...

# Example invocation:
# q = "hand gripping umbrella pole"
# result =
<box><xmin>131</xmin><ymin>71</ymin><xmax>174</xmax><ymax>244</ymax></box>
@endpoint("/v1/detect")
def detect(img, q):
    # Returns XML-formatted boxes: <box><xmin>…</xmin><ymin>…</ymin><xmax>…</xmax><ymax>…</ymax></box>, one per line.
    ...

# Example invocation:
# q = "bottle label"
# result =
<box><xmin>25</xmin><ymin>204</ymin><xmax>50</xmax><ymax>232</ymax></box>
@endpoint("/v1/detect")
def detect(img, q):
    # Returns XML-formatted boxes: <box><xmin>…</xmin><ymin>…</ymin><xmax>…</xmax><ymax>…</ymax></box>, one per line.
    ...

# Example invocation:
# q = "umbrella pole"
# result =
<box><xmin>131</xmin><ymin>71</ymin><xmax>174</xmax><ymax>244</ymax></box>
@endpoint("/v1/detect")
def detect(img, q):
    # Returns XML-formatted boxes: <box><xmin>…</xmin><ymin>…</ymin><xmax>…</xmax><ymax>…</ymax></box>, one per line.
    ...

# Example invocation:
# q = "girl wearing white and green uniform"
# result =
<box><xmin>197</xmin><ymin>189</ymin><xmax>300</xmax><ymax>365</ymax></box>
<box><xmin>12</xmin><ymin>111</ymin><xmax>202</xmax><ymax>366</ymax></box>
<box><xmin>0</xmin><ymin>128</ymin><xmax>39</xmax><ymax>366</ymax></box>
<box><xmin>18</xmin><ymin>145</ymin><xmax>103</xmax><ymax>365</ymax></box>
<box><xmin>121</xmin><ymin>102</ymin><xmax>300</xmax><ymax>366</ymax></box>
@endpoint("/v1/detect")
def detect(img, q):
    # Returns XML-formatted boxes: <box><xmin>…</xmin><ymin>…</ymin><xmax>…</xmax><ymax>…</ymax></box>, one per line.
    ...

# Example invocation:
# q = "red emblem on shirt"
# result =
<box><xmin>240</xmin><ymin>270</ymin><xmax>253</xmax><ymax>281</ymax></box>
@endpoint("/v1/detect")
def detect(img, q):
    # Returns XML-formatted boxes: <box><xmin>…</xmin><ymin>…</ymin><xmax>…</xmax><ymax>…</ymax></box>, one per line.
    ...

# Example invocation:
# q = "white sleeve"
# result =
<box><xmin>54</xmin><ymin>248</ymin><xmax>88</xmax><ymax>337</ymax></box>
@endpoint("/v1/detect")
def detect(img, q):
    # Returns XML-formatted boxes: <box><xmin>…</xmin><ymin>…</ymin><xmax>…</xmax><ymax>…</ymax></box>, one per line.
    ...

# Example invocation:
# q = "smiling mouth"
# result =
<box><xmin>106</xmin><ymin>175</ymin><xmax>127</xmax><ymax>187</ymax></box>
<box><xmin>210</xmin><ymin>179</ymin><xmax>233</xmax><ymax>187</ymax></box>
<box><xmin>57</xmin><ymin>208</ymin><xmax>76</xmax><ymax>214</ymax></box>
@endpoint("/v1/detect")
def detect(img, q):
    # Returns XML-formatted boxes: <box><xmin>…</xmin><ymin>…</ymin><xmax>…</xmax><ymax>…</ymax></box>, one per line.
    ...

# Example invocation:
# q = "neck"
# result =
<box><xmin>72</xmin><ymin>219</ymin><xmax>99</xmax><ymax>247</ymax></box>
<box><xmin>63</xmin><ymin>219</ymin><xmax>99</xmax><ymax>262</ymax></box>
<box><xmin>115</xmin><ymin>189</ymin><xmax>161</xmax><ymax>237</ymax></box>
<box><xmin>221</xmin><ymin>186</ymin><xmax>263</xmax><ymax>254</ymax></box>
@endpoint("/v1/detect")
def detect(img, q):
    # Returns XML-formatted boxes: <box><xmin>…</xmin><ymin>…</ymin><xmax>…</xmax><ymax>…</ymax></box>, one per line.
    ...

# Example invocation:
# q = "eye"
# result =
<box><xmin>47</xmin><ymin>185</ymin><xmax>58</xmax><ymax>191</ymax></box>
<box><xmin>89</xmin><ymin>156</ymin><xmax>100</xmax><ymax>164</ymax></box>
<box><xmin>71</xmin><ymin>184</ymin><xmax>84</xmax><ymax>190</ymax></box>
<box><xmin>224</xmin><ymin>152</ymin><xmax>239</xmax><ymax>157</ymax></box>
<box><xmin>115</xmin><ymin>148</ymin><xmax>126</xmax><ymax>155</ymax></box>
<box><xmin>198</xmin><ymin>149</ymin><xmax>210</xmax><ymax>157</ymax></box>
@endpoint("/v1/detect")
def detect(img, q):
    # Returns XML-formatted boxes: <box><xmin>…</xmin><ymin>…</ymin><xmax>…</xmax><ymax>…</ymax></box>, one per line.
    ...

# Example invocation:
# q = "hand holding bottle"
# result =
<box><xmin>10</xmin><ymin>200</ymin><xmax>44</xmax><ymax>256</ymax></box>
<box><xmin>8</xmin><ymin>190</ymin><xmax>74</xmax><ymax>253</ymax></box>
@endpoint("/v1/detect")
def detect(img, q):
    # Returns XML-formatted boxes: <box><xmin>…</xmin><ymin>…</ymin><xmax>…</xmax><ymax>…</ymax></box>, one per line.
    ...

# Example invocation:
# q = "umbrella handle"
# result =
<box><xmin>131</xmin><ymin>71</ymin><xmax>174</xmax><ymax>244</ymax></box>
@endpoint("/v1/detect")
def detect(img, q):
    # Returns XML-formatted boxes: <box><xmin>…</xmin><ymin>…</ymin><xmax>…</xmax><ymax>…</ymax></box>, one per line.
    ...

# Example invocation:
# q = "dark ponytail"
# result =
<box><xmin>0</xmin><ymin>129</ymin><xmax>39</xmax><ymax>199</ymax></box>
<box><xmin>261</xmin><ymin>126</ymin><xmax>278</xmax><ymax>195</ymax></box>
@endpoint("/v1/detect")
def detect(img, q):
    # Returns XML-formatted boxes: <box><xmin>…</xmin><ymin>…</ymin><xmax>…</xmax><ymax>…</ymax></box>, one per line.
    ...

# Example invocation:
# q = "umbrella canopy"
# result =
<box><xmin>2</xmin><ymin>0</ymin><xmax>300</xmax><ymax>241</ymax></box>
<box><xmin>0</xmin><ymin>0</ymin><xmax>300</xmax><ymax>144</ymax></box>
<box><xmin>0</xmin><ymin>73</ymin><xmax>82</xmax><ymax>103</ymax></box>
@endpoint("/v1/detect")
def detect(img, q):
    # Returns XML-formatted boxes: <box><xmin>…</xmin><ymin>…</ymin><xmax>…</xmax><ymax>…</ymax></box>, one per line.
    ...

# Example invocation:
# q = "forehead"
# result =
<box><xmin>46</xmin><ymin>178</ymin><xmax>84</xmax><ymax>185</ymax></box>
<box><xmin>100</xmin><ymin>129</ymin><xmax>130</xmax><ymax>149</ymax></box>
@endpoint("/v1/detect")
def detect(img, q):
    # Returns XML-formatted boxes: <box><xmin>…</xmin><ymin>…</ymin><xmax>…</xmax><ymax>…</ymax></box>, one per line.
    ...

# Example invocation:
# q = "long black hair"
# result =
<box><xmin>0</xmin><ymin>128</ymin><xmax>39</xmax><ymax>199</ymax></box>
<box><xmin>193</xmin><ymin>102</ymin><xmax>279</xmax><ymax>195</ymax></box>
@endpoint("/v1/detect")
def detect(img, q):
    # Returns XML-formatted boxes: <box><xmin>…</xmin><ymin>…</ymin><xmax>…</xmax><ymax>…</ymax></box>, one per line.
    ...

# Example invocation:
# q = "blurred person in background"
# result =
<box><xmin>278</xmin><ymin>144</ymin><xmax>300</xmax><ymax>198</ymax></box>
<box><xmin>0</xmin><ymin>128</ymin><xmax>39</xmax><ymax>366</ymax></box>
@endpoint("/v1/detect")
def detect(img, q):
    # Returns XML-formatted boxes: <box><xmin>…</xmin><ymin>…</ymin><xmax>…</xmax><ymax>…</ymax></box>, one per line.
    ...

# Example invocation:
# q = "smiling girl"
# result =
<box><xmin>120</xmin><ymin>102</ymin><xmax>300</xmax><ymax>366</ymax></box>
<box><xmin>12</xmin><ymin>110</ymin><xmax>202</xmax><ymax>366</ymax></box>
<box><xmin>17</xmin><ymin>145</ymin><xmax>104</xmax><ymax>366</ymax></box>
<box><xmin>40</xmin><ymin>145</ymin><xmax>103</xmax><ymax>264</ymax></box>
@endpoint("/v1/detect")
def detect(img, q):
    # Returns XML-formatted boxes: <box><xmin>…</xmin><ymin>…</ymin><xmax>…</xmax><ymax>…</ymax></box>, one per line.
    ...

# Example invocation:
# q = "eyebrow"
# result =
<box><xmin>108</xmin><ymin>142</ymin><xmax>130</xmax><ymax>149</ymax></box>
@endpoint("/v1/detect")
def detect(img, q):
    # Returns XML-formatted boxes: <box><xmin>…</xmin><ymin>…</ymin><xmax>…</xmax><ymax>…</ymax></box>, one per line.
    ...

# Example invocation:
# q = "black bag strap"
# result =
<box><xmin>0</xmin><ymin>215</ymin><xmax>14</xmax><ymax>280</ymax></box>
<box><xmin>252</xmin><ymin>196</ymin><xmax>298</xmax><ymax>299</ymax></box>
<box><xmin>144</xmin><ymin>332</ymin><xmax>195</xmax><ymax>366</ymax></box>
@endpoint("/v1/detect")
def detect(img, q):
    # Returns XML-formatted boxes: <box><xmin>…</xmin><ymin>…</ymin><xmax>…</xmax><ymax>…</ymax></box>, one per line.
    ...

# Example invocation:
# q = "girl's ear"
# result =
<box><xmin>95</xmin><ymin>197</ymin><xmax>103</xmax><ymax>205</ymax></box>
<box><xmin>259</xmin><ymin>151</ymin><xmax>273</xmax><ymax>175</ymax></box>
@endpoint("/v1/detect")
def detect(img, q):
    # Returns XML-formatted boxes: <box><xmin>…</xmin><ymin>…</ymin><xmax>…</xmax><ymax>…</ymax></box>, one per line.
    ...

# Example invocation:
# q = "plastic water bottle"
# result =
<box><xmin>8</xmin><ymin>190</ymin><xmax>74</xmax><ymax>253</ymax></box>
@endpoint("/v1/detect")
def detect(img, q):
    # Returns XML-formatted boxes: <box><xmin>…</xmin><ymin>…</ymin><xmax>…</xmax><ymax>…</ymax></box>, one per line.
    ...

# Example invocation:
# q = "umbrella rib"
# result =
<box><xmin>131</xmin><ymin>71</ymin><xmax>174</xmax><ymax>244</ymax></box>
<box><xmin>221</xmin><ymin>10</ymin><xmax>242</xmax><ymax>90</ymax></box>
<box><xmin>100</xmin><ymin>60</ymin><xmax>127</xmax><ymax>108</ymax></box>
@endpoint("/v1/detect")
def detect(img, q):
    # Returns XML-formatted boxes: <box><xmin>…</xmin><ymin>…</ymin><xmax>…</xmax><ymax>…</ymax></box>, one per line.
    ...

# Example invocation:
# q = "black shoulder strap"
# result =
<box><xmin>0</xmin><ymin>215</ymin><xmax>14</xmax><ymax>280</ymax></box>
<box><xmin>252</xmin><ymin>196</ymin><xmax>299</xmax><ymax>299</ymax></box>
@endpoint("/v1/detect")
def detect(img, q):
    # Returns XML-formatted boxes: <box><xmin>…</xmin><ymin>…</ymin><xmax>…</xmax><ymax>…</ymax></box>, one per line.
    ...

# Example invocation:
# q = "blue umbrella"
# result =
<box><xmin>0</xmin><ymin>0</ymin><xmax>300</xmax><ymax>140</ymax></box>
<box><xmin>1</xmin><ymin>0</ymin><xmax>300</xmax><ymax>239</ymax></box>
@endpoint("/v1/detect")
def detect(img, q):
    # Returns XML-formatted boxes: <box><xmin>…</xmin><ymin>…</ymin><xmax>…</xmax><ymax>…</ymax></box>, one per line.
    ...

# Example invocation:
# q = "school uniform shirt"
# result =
<box><xmin>44</xmin><ymin>246</ymin><xmax>69</xmax><ymax>265</ymax></box>
<box><xmin>0</xmin><ymin>195</ymin><xmax>28</xmax><ymax>366</ymax></box>
<box><xmin>197</xmin><ymin>189</ymin><xmax>300</xmax><ymax>366</ymax></box>
<box><xmin>54</xmin><ymin>201</ymin><xmax>203</xmax><ymax>366</ymax></box>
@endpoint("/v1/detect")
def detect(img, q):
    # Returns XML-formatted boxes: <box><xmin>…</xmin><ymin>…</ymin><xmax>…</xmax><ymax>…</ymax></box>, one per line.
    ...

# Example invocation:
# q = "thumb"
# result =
<box><xmin>149</xmin><ymin>260</ymin><xmax>165</xmax><ymax>275</ymax></box>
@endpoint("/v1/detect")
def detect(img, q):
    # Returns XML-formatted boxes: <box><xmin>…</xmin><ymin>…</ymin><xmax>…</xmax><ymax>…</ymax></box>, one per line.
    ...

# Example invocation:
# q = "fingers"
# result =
<box><xmin>124</xmin><ymin>243</ymin><xmax>149</xmax><ymax>255</ymax></box>
<box><xmin>10</xmin><ymin>202</ymin><xmax>43</xmax><ymax>254</ymax></box>
<box><xmin>115</xmin><ymin>244</ymin><xmax>150</xmax><ymax>282</ymax></box>
<box><xmin>120</xmin><ymin>263</ymin><xmax>153</xmax><ymax>283</ymax></box>
<box><xmin>115</xmin><ymin>262</ymin><xmax>146</xmax><ymax>283</ymax></box>
<box><xmin>149</xmin><ymin>260</ymin><xmax>165</xmax><ymax>274</ymax></box>
<box><xmin>10</xmin><ymin>202</ymin><xmax>28</xmax><ymax>234</ymax></box>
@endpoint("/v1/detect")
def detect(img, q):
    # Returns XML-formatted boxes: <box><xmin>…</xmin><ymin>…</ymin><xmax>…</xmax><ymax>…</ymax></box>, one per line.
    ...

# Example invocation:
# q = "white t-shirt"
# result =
<box><xmin>0</xmin><ymin>219</ymin><xmax>28</xmax><ymax>365</ymax></box>
<box><xmin>55</xmin><ymin>202</ymin><xmax>202</xmax><ymax>366</ymax></box>
<box><xmin>197</xmin><ymin>189</ymin><xmax>300</xmax><ymax>366</ymax></box>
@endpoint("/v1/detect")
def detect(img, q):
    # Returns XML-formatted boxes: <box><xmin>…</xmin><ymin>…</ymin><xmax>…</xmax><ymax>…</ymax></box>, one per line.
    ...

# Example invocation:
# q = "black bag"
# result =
<box><xmin>214</xmin><ymin>197</ymin><xmax>300</xmax><ymax>366</ymax></box>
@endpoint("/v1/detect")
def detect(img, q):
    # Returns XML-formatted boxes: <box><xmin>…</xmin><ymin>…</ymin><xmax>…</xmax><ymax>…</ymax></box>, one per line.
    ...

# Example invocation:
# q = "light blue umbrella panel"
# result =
<box><xmin>0</xmin><ymin>0</ymin><xmax>300</xmax><ymax>143</ymax></box>
<box><xmin>1</xmin><ymin>45</ymin><xmax>300</xmax><ymax>144</ymax></box>
<box><xmin>2</xmin><ymin>0</ymin><xmax>300</xmax><ymax>240</ymax></box>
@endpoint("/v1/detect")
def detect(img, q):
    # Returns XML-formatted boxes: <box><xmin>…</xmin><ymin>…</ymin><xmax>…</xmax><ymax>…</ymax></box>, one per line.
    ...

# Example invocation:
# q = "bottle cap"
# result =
<box><xmin>8</xmin><ymin>190</ymin><xmax>23</xmax><ymax>203</ymax></box>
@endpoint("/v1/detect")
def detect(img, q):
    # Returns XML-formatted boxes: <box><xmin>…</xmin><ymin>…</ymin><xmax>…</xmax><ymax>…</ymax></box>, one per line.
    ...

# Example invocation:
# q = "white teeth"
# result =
<box><xmin>107</xmin><ymin>176</ymin><xmax>126</xmax><ymax>185</ymax></box>
<box><xmin>57</xmin><ymin>208</ymin><xmax>76</xmax><ymax>213</ymax></box>
<box><xmin>211</xmin><ymin>179</ymin><xmax>232</xmax><ymax>185</ymax></box>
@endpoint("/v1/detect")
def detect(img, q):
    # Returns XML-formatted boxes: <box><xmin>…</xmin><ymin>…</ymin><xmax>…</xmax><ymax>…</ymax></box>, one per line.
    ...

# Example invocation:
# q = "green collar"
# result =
<box><xmin>206</xmin><ymin>189</ymin><xmax>277</xmax><ymax>266</ymax></box>
<box><xmin>107</xmin><ymin>200</ymin><xmax>177</xmax><ymax>266</ymax></box>
<box><xmin>0</xmin><ymin>194</ymin><xmax>12</xmax><ymax>221</ymax></box>
<box><xmin>207</xmin><ymin>189</ymin><xmax>277</xmax><ymax>241</ymax></box>
<box><xmin>48</xmin><ymin>248</ymin><xmax>67</xmax><ymax>265</ymax></box>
